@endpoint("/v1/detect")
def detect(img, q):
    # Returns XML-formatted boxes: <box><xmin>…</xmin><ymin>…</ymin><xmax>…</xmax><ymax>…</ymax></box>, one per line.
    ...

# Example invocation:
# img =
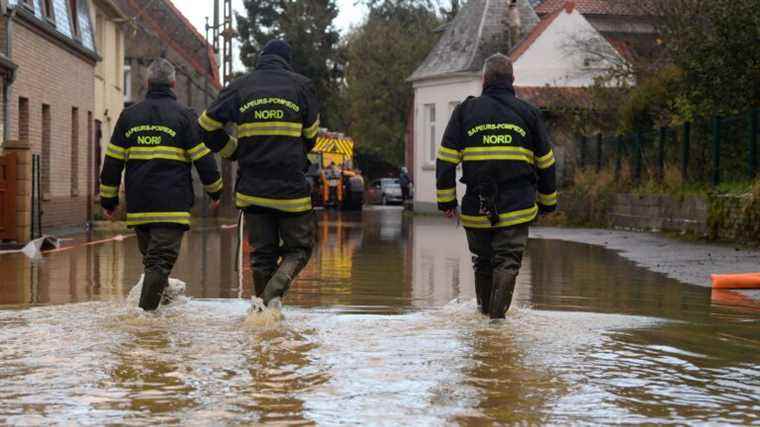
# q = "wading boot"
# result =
<box><xmin>475</xmin><ymin>271</ymin><xmax>493</xmax><ymax>316</ymax></box>
<box><xmin>488</xmin><ymin>271</ymin><xmax>517</xmax><ymax>319</ymax></box>
<box><xmin>139</xmin><ymin>271</ymin><xmax>168</xmax><ymax>311</ymax></box>
<box><xmin>253</xmin><ymin>271</ymin><xmax>273</xmax><ymax>299</ymax></box>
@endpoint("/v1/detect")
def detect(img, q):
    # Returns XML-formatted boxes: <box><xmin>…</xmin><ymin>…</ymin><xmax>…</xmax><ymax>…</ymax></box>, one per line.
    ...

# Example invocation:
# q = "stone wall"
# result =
<box><xmin>559</xmin><ymin>192</ymin><xmax>758</xmax><ymax>243</ymax></box>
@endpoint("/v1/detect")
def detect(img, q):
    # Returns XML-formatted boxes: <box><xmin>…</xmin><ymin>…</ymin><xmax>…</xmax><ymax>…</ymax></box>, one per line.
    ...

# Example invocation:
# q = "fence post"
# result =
<box><xmin>681</xmin><ymin>122</ymin><xmax>690</xmax><ymax>181</ymax></box>
<box><xmin>615</xmin><ymin>135</ymin><xmax>623</xmax><ymax>178</ymax></box>
<box><xmin>750</xmin><ymin>108</ymin><xmax>758</xmax><ymax>179</ymax></box>
<box><xmin>712</xmin><ymin>116</ymin><xmax>721</xmax><ymax>186</ymax></box>
<box><xmin>579</xmin><ymin>135</ymin><xmax>587</xmax><ymax>169</ymax></box>
<box><xmin>658</xmin><ymin>127</ymin><xmax>666</xmax><ymax>179</ymax></box>
<box><xmin>596</xmin><ymin>133</ymin><xmax>603</xmax><ymax>173</ymax></box>
<box><xmin>634</xmin><ymin>132</ymin><xmax>643</xmax><ymax>182</ymax></box>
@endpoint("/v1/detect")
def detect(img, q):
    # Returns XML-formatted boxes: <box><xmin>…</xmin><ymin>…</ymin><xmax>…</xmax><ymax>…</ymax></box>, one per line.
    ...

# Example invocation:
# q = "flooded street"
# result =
<box><xmin>1</xmin><ymin>207</ymin><xmax>759</xmax><ymax>425</ymax></box>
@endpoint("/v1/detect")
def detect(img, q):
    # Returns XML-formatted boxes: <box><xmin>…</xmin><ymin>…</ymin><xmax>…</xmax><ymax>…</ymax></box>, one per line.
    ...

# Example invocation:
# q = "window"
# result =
<box><xmin>21</xmin><ymin>0</ymin><xmax>34</xmax><ymax>11</ymax></box>
<box><xmin>42</xmin><ymin>0</ymin><xmax>55</xmax><ymax>22</ymax></box>
<box><xmin>69</xmin><ymin>0</ymin><xmax>80</xmax><ymax>38</ymax></box>
<box><xmin>114</xmin><ymin>28</ymin><xmax>121</xmax><ymax>83</ymax></box>
<box><xmin>424</xmin><ymin>104</ymin><xmax>436</xmax><ymax>163</ymax></box>
<box><xmin>71</xmin><ymin>107</ymin><xmax>80</xmax><ymax>196</ymax></box>
<box><xmin>123</xmin><ymin>65</ymin><xmax>132</xmax><ymax>102</ymax></box>
<box><xmin>42</xmin><ymin>104</ymin><xmax>51</xmax><ymax>197</ymax></box>
<box><xmin>19</xmin><ymin>98</ymin><xmax>29</xmax><ymax>146</ymax></box>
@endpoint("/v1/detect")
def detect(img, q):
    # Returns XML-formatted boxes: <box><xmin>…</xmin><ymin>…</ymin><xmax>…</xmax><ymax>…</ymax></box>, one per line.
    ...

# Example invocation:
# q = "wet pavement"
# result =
<box><xmin>0</xmin><ymin>207</ymin><xmax>759</xmax><ymax>425</ymax></box>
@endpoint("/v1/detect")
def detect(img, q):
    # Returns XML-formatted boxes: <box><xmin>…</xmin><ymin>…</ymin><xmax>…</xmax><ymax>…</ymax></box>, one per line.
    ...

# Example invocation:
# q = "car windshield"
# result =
<box><xmin>382</xmin><ymin>179</ymin><xmax>400</xmax><ymax>188</ymax></box>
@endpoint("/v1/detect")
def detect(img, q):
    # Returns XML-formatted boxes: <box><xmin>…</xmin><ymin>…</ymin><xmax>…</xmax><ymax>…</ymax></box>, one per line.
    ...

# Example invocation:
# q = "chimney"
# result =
<box><xmin>508</xmin><ymin>0</ymin><xmax>521</xmax><ymax>35</ymax></box>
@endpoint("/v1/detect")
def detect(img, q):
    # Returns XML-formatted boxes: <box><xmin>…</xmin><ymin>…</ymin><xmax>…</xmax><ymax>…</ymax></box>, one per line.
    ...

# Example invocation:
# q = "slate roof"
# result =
<box><xmin>408</xmin><ymin>0</ymin><xmax>539</xmax><ymax>82</ymax></box>
<box><xmin>534</xmin><ymin>0</ymin><xmax>638</xmax><ymax>16</ymax></box>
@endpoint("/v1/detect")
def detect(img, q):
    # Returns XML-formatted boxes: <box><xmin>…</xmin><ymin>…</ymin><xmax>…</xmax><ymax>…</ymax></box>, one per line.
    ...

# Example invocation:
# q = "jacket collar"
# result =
<box><xmin>146</xmin><ymin>83</ymin><xmax>177</xmax><ymax>100</ymax></box>
<box><xmin>256</xmin><ymin>54</ymin><xmax>294</xmax><ymax>72</ymax></box>
<box><xmin>482</xmin><ymin>79</ymin><xmax>516</xmax><ymax>97</ymax></box>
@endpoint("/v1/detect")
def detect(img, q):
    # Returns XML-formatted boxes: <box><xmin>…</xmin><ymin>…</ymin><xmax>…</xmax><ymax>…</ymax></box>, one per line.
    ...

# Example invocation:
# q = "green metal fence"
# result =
<box><xmin>577</xmin><ymin>108</ymin><xmax>760</xmax><ymax>186</ymax></box>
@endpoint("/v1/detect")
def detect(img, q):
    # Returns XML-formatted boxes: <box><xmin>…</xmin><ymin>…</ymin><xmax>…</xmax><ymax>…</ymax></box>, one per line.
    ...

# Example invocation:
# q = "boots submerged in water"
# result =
<box><xmin>488</xmin><ymin>270</ymin><xmax>517</xmax><ymax>319</ymax></box>
<box><xmin>475</xmin><ymin>271</ymin><xmax>493</xmax><ymax>316</ymax></box>
<box><xmin>139</xmin><ymin>271</ymin><xmax>168</xmax><ymax>311</ymax></box>
<box><xmin>253</xmin><ymin>271</ymin><xmax>273</xmax><ymax>299</ymax></box>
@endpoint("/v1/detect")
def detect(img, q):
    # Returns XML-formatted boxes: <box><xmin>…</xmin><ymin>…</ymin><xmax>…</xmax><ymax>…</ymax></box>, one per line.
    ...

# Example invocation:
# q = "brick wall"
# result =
<box><xmin>5</xmin><ymin>19</ymin><xmax>96</xmax><ymax>233</ymax></box>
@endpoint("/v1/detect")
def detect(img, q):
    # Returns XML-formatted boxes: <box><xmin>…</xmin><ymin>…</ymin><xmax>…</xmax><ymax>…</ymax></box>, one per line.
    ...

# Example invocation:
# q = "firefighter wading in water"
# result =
<box><xmin>436</xmin><ymin>53</ymin><xmax>558</xmax><ymax>319</ymax></box>
<box><xmin>100</xmin><ymin>59</ymin><xmax>223</xmax><ymax>311</ymax></box>
<box><xmin>198</xmin><ymin>40</ymin><xmax>319</xmax><ymax>309</ymax></box>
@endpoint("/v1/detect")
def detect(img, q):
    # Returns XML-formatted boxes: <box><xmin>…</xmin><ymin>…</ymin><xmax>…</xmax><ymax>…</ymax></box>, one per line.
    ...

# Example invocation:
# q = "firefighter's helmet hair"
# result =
<box><xmin>147</xmin><ymin>58</ymin><xmax>176</xmax><ymax>86</ymax></box>
<box><xmin>482</xmin><ymin>53</ymin><xmax>514</xmax><ymax>86</ymax></box>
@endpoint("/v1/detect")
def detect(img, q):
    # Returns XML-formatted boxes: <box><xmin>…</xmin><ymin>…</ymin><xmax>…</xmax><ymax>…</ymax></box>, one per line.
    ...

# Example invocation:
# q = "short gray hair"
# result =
<box><xmin>147</xmin><ymin>58</ymin><xmax>176</xmax><ymax>85</ymax></box>
<box><xmin>482</xmin><ymin>53</ymin><xmax>514</xmax><ymax>86</ymax></box>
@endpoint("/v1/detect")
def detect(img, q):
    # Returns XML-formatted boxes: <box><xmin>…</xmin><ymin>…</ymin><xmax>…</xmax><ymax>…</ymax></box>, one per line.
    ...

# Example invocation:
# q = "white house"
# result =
<box><xmin>407</xmin><ymin>0</ymin><xmax>645</xmax><ymax>212</ymax></box>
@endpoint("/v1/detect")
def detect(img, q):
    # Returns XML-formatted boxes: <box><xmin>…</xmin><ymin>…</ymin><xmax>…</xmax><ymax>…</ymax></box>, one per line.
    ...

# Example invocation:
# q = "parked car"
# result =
<box><xmin>366</xmin><ymin>178</ymin><xmax>403</xmax><ymax>205</ymax></box>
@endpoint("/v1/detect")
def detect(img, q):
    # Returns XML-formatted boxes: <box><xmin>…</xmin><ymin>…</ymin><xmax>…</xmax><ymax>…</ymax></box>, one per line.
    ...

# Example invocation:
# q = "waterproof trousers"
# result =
<box><xmin>465</xmin><ymin>222</ymin><xmax>529</xmax><ymax>318</ymax></box>
<box><xmin>136</xmin><ymin>226</ymin><xmax>185</xmax><ymax>311</ymax></box>
<box><xmin>246</xmin><ymin>211</ymin><xmax>315</xmax><ymax>305</ymax></box>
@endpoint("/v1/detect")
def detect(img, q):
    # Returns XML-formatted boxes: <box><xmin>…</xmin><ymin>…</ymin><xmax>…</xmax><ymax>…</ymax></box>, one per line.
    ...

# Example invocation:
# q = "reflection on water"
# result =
<box><xmin>1</xmin><ymin>207</ymin><xmax>759</xmax><ymax>425</ymax></box>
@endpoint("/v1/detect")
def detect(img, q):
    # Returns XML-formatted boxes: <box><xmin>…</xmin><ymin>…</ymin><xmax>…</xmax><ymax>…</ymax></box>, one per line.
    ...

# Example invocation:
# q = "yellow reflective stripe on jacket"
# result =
<box><xmin>437</xmin><ymin>187</ymin><xmax>457</xmax><ymax>203</ymax></box>
<box><xmin>538</xmin><ymin>191</ymin><xmax>558</xmax><ymax>206</ymax></box>
<box><xmin>219</xmin><ymin>136</ymin><xmax>238</xmax><ymax>159</ymax></box>
<box><xmin>437</xmin><ymin>146</ymin><xmax>462</xmax><ymax>164</ymax></box>
<box><xmin>188</xmin><ymin>143</ymin><xmax>211</xmax><ymax>161</ymax></box>
<box><xmin>100</xmin><ymin>184</ymin><xmax>118</xmax><ymax>198</ymax></box>
<box><xmin>238</xmin><ymin>121</ymin><xmax>303</xmax><ymax>138</ymax></box>
<box><xmin>536</xmin><ymin>150</ymin><xmax>556</xmax><ymax>169</ymax></box>
<box><xmin>199</xmin><ymin>111</ymin><xmax>223</xmax><ymax>131</ymax></box>
<box><xmin>462</xmin><ymin>146</ymin><xmax>534</xmax><ymax>164</ymax></box>
<box><xmin>204</xmin><ymin>178</ymin><xmax>223</xmax><ymax>194</ymax></box>
<box><xmin>235</xmin><ymin>193</ymin><xmax>312</xmax><ymax>213</ymax></box>
<box><xmin>105</xmin><ymin>143</ymin><xmax>126</xmax><ymax>160</ymax></box>
<box><xmin>460</xmin><ymin>205</ymin><xmax>538</xmax><ymax>229</ymax></box>
<box><xmin>126</xmin><ymin>146</ymin><xmax>190</xmax><ymax>162</ymax></box>
<box><xmin>126</xmin><ymin>212</ymin><xmax>191</xmax><ymax>226</ymax></box>
<box><xmin>303</xmin><ymin>117</ymin><xmax>320</xmax><ymax>138</ymax></box>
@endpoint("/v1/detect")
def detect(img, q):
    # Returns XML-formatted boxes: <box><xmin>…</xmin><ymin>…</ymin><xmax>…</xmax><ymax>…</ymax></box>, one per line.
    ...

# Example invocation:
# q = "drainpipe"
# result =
<box><xmin>2</xmin><ymin>2</ymin><xmax>18</xmax><ymax>149</ymax></box>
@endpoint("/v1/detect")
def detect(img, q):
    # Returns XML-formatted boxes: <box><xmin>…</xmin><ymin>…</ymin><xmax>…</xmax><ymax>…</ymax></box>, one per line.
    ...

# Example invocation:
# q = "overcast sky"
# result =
<box><xmin>169</xmin><ymin>0</ymin><xmax>367</xmax><ymax>71</ymax></box>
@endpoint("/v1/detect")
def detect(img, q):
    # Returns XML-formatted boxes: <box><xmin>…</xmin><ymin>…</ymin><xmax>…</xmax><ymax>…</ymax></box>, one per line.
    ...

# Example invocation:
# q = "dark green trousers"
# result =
<box><xmin>246</xmin><ymin>211</ymin><xmax>316</xmax><ymax>304</ymax></box>
<box><xmin>465</xmin><ymin>223</ymin><xmax>529</xmax><ymax>316</ymax></box>
<box><xmin>135</xmin><ymin>226</ymin><xmax>184</xmax><ymax>310</ymax></box>
<box><xmin>465</xmin><ymin>223</ymin><xmax>529</xmax><ymax>276</ymax></box>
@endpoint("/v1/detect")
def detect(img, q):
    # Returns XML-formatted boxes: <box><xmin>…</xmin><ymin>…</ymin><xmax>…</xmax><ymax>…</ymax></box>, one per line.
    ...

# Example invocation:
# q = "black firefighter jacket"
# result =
<box><xmin>99</xmin><ymin>84</ymin><xmax>223</xmax><ymax>229</ymax></box>
<box><xmin>436</xmin><ymin>81</ymin><xmax>558</xmax><ymax>229</ymax></box>
<box><xmin>198</xmin><ymin>54</ymin><xmax>320</xmax><ymax>214</ymax></box>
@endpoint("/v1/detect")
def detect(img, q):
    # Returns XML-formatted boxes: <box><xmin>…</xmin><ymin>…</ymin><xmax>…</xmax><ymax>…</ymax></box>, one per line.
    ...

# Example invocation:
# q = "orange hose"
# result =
<box><xmin>711</xmin><ymin>273</ymin><xmax>760</xmax><ymax>289</ymax></box>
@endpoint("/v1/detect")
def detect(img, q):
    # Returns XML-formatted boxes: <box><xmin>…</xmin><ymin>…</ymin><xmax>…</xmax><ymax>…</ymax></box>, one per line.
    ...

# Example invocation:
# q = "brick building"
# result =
<box><xmin>112</xmin><ymin>0</ymin><xmax>225</xmax><ymax>209</ymax></box>
<box><xmin>1</xmin><ymin>0</ymin><xmax>98</xmax><ymax>242</ymax></box>
<box><xmin>113</xmin><ymin>0</ymin><xmax>220</xmax><ymax>112</ymax></box>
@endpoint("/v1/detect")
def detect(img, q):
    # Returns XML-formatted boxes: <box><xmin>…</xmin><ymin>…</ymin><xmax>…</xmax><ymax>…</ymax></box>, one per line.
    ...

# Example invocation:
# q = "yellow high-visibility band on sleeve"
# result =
<box><xmin>437</xmin><ymin>146</ymin><xmax>462</xmax><ymax>164</ymax></box>
<box><xmin>303</xmin><ymin>117</ymin><xmax>320</xmax><ymax>139</ymax></box>
<box><xmin>437</xmin><ymin>187</ymin><xmax>457</xmax><ymax>203</ymax></box>
<box><xmin>105</xmin><ymin>143</ymin><xmax>126</xmax><ymax>160</ymax></box>
<box><xmin>220</xmin><ymin>136</ymin><xmax>238</xmax><ymax>159</ymax></box>
<box><xmin>536</xmin><ymin>150</ymin><xmax>556</xmax><ymax>169</ymax></box>
<box><xmin>199</xmin><ymin>111</ymin><xmax>224</xmax><ymax>132</ymax></box>
<box><xmin>100</xmin><ymin>184</ymin><xmax>118</xmax><ymax>198</ymax></box>
<box><xmin>538</xmin><ymin>191</ymin><xmax>558</xmax><ymax>206</ymax></box>
<box><xmin>188</xmin><ymin>143</ymin><xmax>212</xmax><ymax>162</ymax></box>
<box><xmin>204</xmin><ymin>178</ymin><xmax>223</xmax><ymax>194</ymax></box>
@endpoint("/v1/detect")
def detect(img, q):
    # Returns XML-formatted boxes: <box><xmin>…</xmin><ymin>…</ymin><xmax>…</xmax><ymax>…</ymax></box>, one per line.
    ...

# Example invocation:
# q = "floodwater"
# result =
<box><xmin>1</xmin><ymin>207</ymin><xmax>759</xmax><ymax>425</ymax></box>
